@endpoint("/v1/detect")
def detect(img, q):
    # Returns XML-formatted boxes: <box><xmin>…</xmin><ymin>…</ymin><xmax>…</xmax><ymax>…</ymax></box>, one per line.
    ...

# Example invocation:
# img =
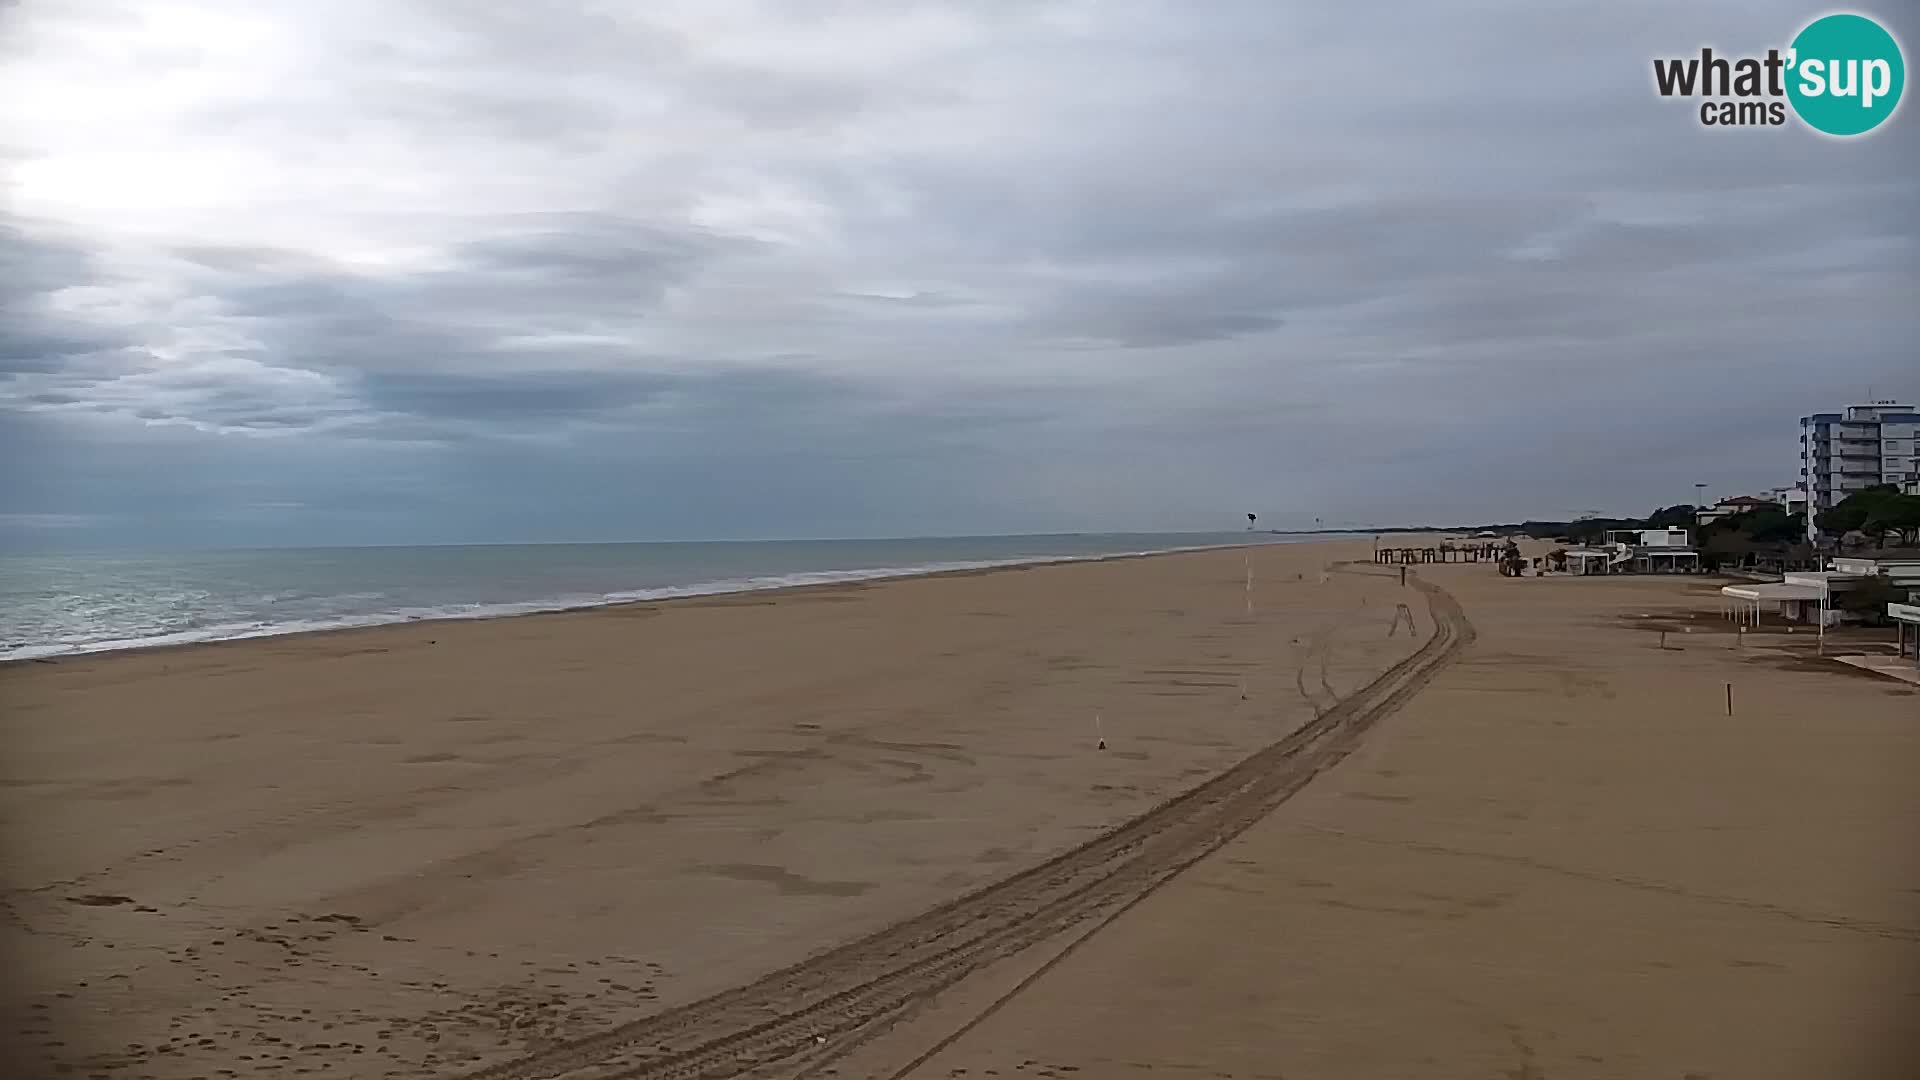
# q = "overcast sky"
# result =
<box><xmin>1</xmin><ymin>1</ymin><xmax>1915</xmax><ymax>548</ymax></box>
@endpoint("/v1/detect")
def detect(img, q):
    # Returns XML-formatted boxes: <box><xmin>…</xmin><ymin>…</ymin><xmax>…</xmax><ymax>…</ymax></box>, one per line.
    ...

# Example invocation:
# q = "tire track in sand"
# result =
<box><xmin>451</xmin><ymin>567</ymin><xmax>1474</xmax><ymax>1080</ymax></box>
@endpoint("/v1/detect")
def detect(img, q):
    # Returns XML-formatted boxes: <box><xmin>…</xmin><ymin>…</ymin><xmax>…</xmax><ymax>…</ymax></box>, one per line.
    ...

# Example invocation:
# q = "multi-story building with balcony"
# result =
<box><xmin>1800</xmin><ymin>401</ymin><xmax>1920</xmax><ymax>518</ymax></box>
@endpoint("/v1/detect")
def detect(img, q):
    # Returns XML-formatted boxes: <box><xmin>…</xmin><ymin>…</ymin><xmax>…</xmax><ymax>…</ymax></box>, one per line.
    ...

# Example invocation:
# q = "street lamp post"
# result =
<box><xmin>1818</xmin><ymin>576</ymin><xmax>1827</xmax><ymax>656</ymax></box>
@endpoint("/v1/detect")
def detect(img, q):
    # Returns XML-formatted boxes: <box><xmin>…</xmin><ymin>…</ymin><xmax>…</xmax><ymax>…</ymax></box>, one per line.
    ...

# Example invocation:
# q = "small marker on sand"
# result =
<box><xmin>1095</xmin><ymin>713</ymin><xmax>1106</xmax><ymax>751</ymax></box>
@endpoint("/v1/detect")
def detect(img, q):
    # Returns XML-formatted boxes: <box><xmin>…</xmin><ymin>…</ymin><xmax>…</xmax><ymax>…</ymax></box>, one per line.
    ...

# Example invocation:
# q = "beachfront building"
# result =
<box><xmin>1831</xmin><ymin>557</ymin><xmax>1920</xmax><ymax>593</ymax></box>
<box><xmin>1799</xmin><ymin>401</ymin><xmax>1920</xmax><ymax>527</ymax></box>
<box><xmin>1564</xmin><ymin>527</ymin><xmax>1700</xmax><ymax>575</ymax></box>
<box><xmin>1719</xmin><ymin>570</ymin><xmax>1864</xmax><ymax>626</ymax></box>
<box><xmin>1720</xmin><ymin>579</ymin><xmax>1827</xmax><ymax>626</ymax></box>
<box><xmin>1726</xmin><ymin>558</ymin><xmax>1920</xmax><ymax>633</ymax></box>
<box><xmin>1761</xmin><ymin>485</ymin><xmax>1809</xmax><ymax>516</ymax></box>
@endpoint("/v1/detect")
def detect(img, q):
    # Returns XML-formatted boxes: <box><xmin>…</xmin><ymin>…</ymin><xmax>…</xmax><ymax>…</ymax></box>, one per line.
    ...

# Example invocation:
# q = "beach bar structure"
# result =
<box><xmin>1831</xmin><ymin>558</ymin><xmax>1920</xmax><ymax>591</ymax></box>
<box><xmin>1372</xmin><ymin>542</ymin><xmax>1503</xmax><ymax>565</ymax></box>
<box><xmin>1718</xmin><ymin>570</ymin><xmax>1864</xmax><ymax>627</ymax></box>
<box><xmin>1892</xmin><ymin>601</ymin><xmax>1920</xmax><ymax>664</ymax></box>
<box><xmin>1629</xmin><ymin>547</ymin><xmax>1703</xmax><ymax>573</ymax></box>
<box><xmin>1564</xmin><ymin>548</ymin><xmax>1624</xmax><ymax>575</ymax></box>
<box><xmin>1561</xmin><ymin>527</ymin><xmax>1701</xmax><ymax>575</ymax></box>
<box><xmin>1719</xmin><ymin>581</ymin><xmax>1828</xmax><ymax>626</ymax></box>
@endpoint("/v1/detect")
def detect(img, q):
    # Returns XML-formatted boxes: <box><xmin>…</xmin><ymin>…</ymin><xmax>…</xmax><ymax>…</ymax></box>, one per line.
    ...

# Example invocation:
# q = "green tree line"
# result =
<box><xmin>1813</xmin><ymin>485</ymin><xmax>1920</xmax><ymax>548</ymax></box>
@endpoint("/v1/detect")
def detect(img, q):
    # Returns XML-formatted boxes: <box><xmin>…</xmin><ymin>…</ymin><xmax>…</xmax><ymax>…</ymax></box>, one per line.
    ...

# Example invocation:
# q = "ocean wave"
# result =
<box><xmin>0</xmin><ymin>541</ymin><xmax>1264</xmax><ymax>663</ymax></box>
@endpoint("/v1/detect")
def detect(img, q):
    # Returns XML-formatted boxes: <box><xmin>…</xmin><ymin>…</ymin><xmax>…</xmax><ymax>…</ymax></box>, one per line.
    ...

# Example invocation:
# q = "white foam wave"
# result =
<box><xmin>0</xmin><ymin>542</ymin><xmax>1264</xmax><ymax>663</ymax></box>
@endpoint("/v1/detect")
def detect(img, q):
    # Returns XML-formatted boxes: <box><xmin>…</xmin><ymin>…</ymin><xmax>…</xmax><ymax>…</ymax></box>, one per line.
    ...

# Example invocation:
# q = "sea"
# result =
<box><xmin>0</xmin><ymin>532</ymin><xmax>1322</xmax><ymax>662</ymax></box>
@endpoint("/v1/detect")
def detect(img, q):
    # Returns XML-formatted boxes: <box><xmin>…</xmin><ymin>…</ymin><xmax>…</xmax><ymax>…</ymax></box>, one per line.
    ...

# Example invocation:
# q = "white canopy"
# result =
<box><xmin>1721</xmin><ymin>583</ymin><xmax>1825</xmax><ymax>602</ymax></box>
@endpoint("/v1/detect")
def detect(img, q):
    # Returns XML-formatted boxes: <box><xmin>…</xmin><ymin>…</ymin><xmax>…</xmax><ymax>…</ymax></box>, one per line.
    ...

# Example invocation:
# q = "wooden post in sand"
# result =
<box><xmin>1725</xmin><ymin>683</ymin><xmax>1733</xmax><ymax>717</ymax></box>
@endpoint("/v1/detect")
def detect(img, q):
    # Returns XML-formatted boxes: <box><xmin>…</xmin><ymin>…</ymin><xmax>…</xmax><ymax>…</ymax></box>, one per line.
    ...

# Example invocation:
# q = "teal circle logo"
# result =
<box><xmin>1786</xmin><ymin>13</ymin><xmax>1905</xmax><ymax>136</ymax></box>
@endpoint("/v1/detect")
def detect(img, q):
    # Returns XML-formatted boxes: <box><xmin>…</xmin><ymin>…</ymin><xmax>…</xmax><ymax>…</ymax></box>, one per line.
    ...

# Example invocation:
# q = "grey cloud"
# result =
<box><xmin>0</xmin><ymin>223</ymin><xmax>139</xmax><ymax>372</ymax></box>
<box><xmin>171</xmin><ymin>245</ymin><xmax>336</xmax><ymax>275</ymax></box>
<box><xmin>4</xmin><ymin>206</ymin><xmax>795</xmax><ymax>441</ymax></box>
<box><xmin>1</xmin><ymin>0</ymin><xmax>1916</xmax><ymax>547</ymax></box>
<box><xmin>354</xmin><ymin>369</ymin><xmax>677</xmax><ymax>422</ymax></box>
<box><xmin>1031</xmin><ymin>285</ymin><xmax>1287</xmax><ymax>349</ymax></box>
<box><xmin>837</xmin><ymin>291</ymin><xmax>978</xmax><ymax>308</ymax></box>
<box><xmin>450</xmin><ymin>215</ymin><xmax>764</xmax><ymax>289</ymax></box>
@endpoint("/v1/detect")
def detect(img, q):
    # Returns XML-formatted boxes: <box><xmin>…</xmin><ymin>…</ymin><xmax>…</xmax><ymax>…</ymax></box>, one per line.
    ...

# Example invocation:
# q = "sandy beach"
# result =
<box><xmin>849</xmin><ymin>562</ymin><xmax>1920</xmax><ymax>1080</ymax></box>
<box><xmin>4</xmin><ymin>540</ymin><xmax>1916</xmax><ymax>1079</ymax></box>
<box><xmin>3</xmin><ymin>539</ymin><xmax>1420</xmax><ymax>1078</ymax></box>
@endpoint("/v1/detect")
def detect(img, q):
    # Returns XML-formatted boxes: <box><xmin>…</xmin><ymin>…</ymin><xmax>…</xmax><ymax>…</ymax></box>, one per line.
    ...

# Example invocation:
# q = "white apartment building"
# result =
<box><xmin>1799</xmin><ymin>400</ymin><xmax>1920</xmax><ymax>515</ymax></box>
<box><xmin>1760</xmin><ymin>485</ymin><xmax>1809</xmax><ymax>514</ymax></box>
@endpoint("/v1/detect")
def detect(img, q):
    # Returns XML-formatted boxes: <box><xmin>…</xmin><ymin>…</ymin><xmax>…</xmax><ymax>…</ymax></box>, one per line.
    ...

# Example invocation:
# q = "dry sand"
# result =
<box><xmin>3</xmin><ymin>539</ymin><xmax>1428</xmax><ymax>1079</ymax></box>
<box><xmin>855</xmin><ymin>565</ymin><xmax>1920</xmax><ymax>1080</ymax></box>
<box><xmin>5</xmin><ymin>544</ymin><xmax>1915</xmax><ymax>1080</ymax></box>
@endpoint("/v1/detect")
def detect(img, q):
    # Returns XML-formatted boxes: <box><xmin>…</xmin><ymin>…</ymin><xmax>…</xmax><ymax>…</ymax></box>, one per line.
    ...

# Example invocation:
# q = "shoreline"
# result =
<box><xmin>1</xmin><ymin>535</ymin><xmax>1316</xmax><ymax>668</ymax></box>
<box><xmin>5</xmin><ymin>539</ymin><xmax>1420</xmax><ymax>1079</ymax></box>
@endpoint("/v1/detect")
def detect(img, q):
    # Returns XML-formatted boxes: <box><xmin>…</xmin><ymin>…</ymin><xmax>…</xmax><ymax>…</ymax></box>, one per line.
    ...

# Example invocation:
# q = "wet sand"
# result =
<box><xmin>2</xmin><ymin>539</ymin><xmax>1423</xmax><ymax>1078</ymax></box>
<box><xmin>861</xmin><ymin>566</ymin><xmax>1920</xmax><ymax>1080</ymax></box>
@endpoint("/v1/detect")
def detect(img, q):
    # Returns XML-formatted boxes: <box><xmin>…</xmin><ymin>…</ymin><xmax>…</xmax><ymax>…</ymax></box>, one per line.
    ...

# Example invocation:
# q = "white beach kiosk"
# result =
<box><xmin>1718</xmin><ymin>570</ymin><xmax>1860</xmax><ymax>628</ymax></box>
<box><xmin>1718</xmin><ymin>579</ymin><xmax>1829</xmax><ymax>627</ymax></box>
